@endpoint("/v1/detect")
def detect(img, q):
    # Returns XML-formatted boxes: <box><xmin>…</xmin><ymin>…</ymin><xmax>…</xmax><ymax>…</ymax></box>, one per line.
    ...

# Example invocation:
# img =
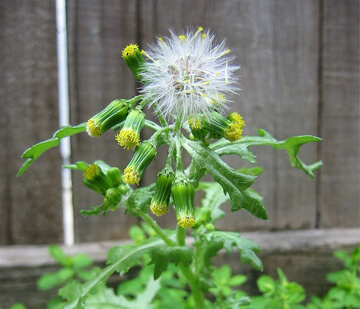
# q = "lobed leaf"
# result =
<box><xmin>184</xmin><ymin>139</ymin><xmax>268</xmax><ymax>220</ymax></box>
<box><xmin>17</xmin><ymin>123</ymin><xmax>86</xmax><ymax>176</ymax></box>
<box><xmin>204</xmin><ymin>231</ymin><xmax>263</xmax><ymax>271</ymax></box>
<box><xmin>62</xmin><ymin>238</ymin><xmax>169</xmax><ymax>309</ymax></box>
<box><xmin>149</xmin><ymin>246</ymin><xmax>193</xmax><ymax>280</ymax></box>
<box><xmin>211</xmin><ymin>129</ymin><xmax>322</xmax><ymax>179</ymax></box>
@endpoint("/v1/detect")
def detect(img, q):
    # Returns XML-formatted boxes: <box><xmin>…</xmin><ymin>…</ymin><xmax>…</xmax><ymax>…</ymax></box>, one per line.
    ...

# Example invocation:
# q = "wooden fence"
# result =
<box><xmin>1</xmin><ymin>0</ymin><xmax>359</xmax><ymax>245</ymax></box>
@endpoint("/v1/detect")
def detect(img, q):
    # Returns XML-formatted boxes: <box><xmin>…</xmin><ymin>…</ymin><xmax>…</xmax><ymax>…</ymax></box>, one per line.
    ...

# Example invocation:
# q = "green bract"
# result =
<box><xmin>150</xmin><ymin>166</ymin><xmax>175</xmax><ymax>216</ymax></box>
<box><xmin>86</xmin><ymin>99</ymin><xmax>129</xmax><ymax>137</ymax></box>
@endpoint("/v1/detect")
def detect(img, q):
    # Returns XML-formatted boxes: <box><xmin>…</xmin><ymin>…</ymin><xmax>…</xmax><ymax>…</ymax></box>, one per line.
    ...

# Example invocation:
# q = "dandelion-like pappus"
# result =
<box><xmin>140</xmin><ymin>27</ymin><xmax>239</xmax><ymax>121</ymax></box>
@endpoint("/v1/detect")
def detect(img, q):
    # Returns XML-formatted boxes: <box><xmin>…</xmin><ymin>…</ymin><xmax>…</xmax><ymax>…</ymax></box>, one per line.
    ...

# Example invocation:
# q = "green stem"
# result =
<box><xmin>128</xmin><ymin>95</ymin><xmax>143</xmax><ymax>109</ymax></box>
<box><xmin>176</xmin><ymin>226</ymin><xmax>205</xmax><ymax>308</ymax></box>
<box><xmin>139</xmin><ymin>212</ymin><xmax>177</xmax><ymax>247</ymax></box>
<box><xmin>152</xmin><ymin>102</ymin><xmax>168</xmax><ymax>127</ymax></box>
<box><xmin>175</xmin><ymin>137</ymin><xmax>184</xmax><ymax>171</ymax></box>
<box><xmin>176</xmin><ymin>225</ymin><xmax>186</xmax><ymax>246</ymax></box>
<box><xmin>144</xmin><ymin>119</ymin><xmax>162</xmax><ymax>131</ymax></box>
<box><xmin>180</xmin><ymin>264</ymin><xmax>206</xmax><ymax>309</ymax></box>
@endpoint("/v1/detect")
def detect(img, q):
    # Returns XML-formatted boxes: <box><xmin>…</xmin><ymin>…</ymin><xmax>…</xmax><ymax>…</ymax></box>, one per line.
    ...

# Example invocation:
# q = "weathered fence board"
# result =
<box><xmin>0</xmin><ymin>0</ymin><xmax>359</xmax><ymax>245</ymax></box>
<box><xmin>66</xmin><ymin>0</ymin><xmax>139</xmax><ymax>242</ymax></box>
<box><xmin>0</xmin><ymin>0</ymin><xmax>63</xmax><ymax>244</ymax></box>
<box><xmin>319</xmin><ymin>0</ymin><xmax>360</xmax><ymax>228</ymax></box>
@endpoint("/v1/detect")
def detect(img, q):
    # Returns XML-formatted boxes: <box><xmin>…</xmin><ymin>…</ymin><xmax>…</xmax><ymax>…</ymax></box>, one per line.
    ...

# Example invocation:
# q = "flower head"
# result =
<box><xmin>115</xmin><ymin>108</ymin><xmax>145</xmax><ymax>150</ymax></box>
<box><xmin>150</xmin><ymin>166</ymin><xmax>174</xmax><ymax>216</ymax></box>
<box><xmin>123</xmin><ymin>141</ymin><xmax>157</xmax><ymax>185</ymax></box>
<box><xmin>140</xmin><ymin>27</ymin><xmax>239</xmax><ymax>120</ymax></box>
<box><xmin>122</xmin><ymin>44</ymin><xmax>145</xmax><ymax>80</ymax></box>
<box><xmin>83</xmin><ymin>164</ymin><xmax>113</xmax><ymax>194</ymax></box>
<box><xmin>86</xmin><ymin>99</ymin><xmax>129</xmax><ymax>137</ymax></box>
<box><xmin>171</xmin><ymin>170</ymin><xmax>196</xmax><ymax>229</ymax></box>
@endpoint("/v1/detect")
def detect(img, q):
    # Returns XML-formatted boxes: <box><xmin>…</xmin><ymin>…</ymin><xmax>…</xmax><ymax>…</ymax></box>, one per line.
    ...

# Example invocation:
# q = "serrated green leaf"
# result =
<box><xmin>80</xmin><ymin>205</ymin><xmax>109</xmax><ymax>217</ymax></box>
<box><xmin>17</xmin><ymin>123</ymin><xmax>86</xmax><ymax>176</ymax></box>
<box><xmin>205</xmin><ymin>231</ymin><xmax>263</xmax><ymax>271</ymax></box>
<box><xmin>197</xmin><ymin>182</ymin><xmax>227</xmax><ymax>224</ymax></box>
<box><xmin>238</xmin><ymin>166</ymin><xmax>263</xmax><ymax>176</ymax></box>
<box><xmin>127</xmin><ymin>184</ymin><xmax>156</xmax><ymax>214</ymax></box>
<box><xmin>184</xmin><ymin>139</ymin><xmax>268</xmax><ymax>220</ymax></box>
<box><xmin>72</xmin><ymin>254</ymin><xmax>93</xmax><ymax>270</ymax></box>
<box><xmin>117</xmin><ymin>266</ymin><xmax>154</xmax><ymax>296</ymax></box>
<box><xmin>257</xmin><ymin>276</ymin><xmax>275</xmax><ymax>294</ymax></box>
<box><xmin>49</xmin><ymin>245</ymin><xmax>69</xmax><ymax>266</ymax></box>
<box><xmin>129</xmin><ymin>225</ymin><xmax>147</xmax><ymax>245</ymax></box>
<box><xmin>149</xmin><ymin>246</ymin><xmax>193</xmax><ymax>280</ymax></box>
<box><xmin>84</xmin><ymin>284</ymin><xmax>134</xmax><ymax>309</ymax></box>
<box><xmin>277</xmin><ymin>267</ymin><xmax>287</xmax><ymax>283</ymax></box>
<box><xmin>59</xmin><ymin>280</ymin><xmax>85</xmax><ymax>302</ymax></box>
<box><xmin>62</xmin><ymin>238</ymin><xmax>168</xmax><ymax>309</ymax></box>
<box><xmin>211</xmin><ymin>129</ymin><xmax>322</xmax><ymax>178</ymax></box>
<box><xmin>38</xmin><ymin>268</ymin><xmax>75</xmax><ymax>290</ymax></box>
<box><xmin>228</xmin><ymin>275</ymin><xmax>247</xmax><ymax>286</ymax></box>
<box><xmin>216</xmin><ymin>294</ymin><xmax>251</xmax><ymax>309</ymax></box>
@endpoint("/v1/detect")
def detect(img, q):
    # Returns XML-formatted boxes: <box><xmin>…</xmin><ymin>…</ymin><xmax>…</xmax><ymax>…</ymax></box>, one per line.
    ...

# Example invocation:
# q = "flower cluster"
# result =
<box><xmin>83</xmin><ymin>28</ymin><xmax>243</xmax><ymax>228</ymax></box>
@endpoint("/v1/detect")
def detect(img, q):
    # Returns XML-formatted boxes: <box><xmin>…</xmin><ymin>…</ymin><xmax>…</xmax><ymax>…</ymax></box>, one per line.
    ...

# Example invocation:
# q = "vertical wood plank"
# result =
<box><xmin>0</xmin><ymin>1</ymin><xmax>62</xmax><ymax>244</ymax></box>
<box><xmin>67</xmin><ymin>0</ymin><xmax>139</xmax><ymax>242</ymax></box>
<box><xmin>272</xmin><ymin>0</ymin><xmax>319</xmax><ymax>230</ymax></box>
<box><xmin>319</xmin><ymin>0</ymin><xmax>359</xmax><ymax>227</ymax></box>
<box><xmin>140</xmin><ymin>0</ymin><xmax>320</xmax><ymax>231</ymax></box>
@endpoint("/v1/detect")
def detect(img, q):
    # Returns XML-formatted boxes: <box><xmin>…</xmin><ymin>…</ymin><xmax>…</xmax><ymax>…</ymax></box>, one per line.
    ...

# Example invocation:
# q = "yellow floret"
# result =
<box><xmin>177</xmin><ymin>215</ymin><xmax>196</xmax><ymax>229</ymax></box>
<box><xmin>228</xmin><ymin>112</ymin><xmax>245</xmax><ymax>129</ymax></box>
<box><xmin>84</xmin><ymin>164</ymin><xmax>101</xmax><ymax>180</ymax></box>
<box><xmin>115</xmin><ymin>129</ymin><xmax>140</xmax><ymax>150</ymax></box>
<box><xmin>122</xmin><ymin>44</ymin><xmax>139</xmax><ymax>59</ymax></box>
<box><xmin>188</xmin><ymin>117</ymin><xmax>202</xmax><ymax>130</ymax></box>
<box><xmin>150</xmin><ymin>202</ymin><xmax>168</xmax><ymax>216</ymax></box>
<box><xmin>86</xmin><ymin>118</ymin><xmax>102</xmax><ymax>137</ymax></box>
<box><xmin>225</xmin><ymin>124</ymin><xmax>243</xmax><ymax>142</ymax></box>
<box><xmin>123</xmin><ymin>166</ymin><xmax>140</xmax><ymax>185</ymax></box>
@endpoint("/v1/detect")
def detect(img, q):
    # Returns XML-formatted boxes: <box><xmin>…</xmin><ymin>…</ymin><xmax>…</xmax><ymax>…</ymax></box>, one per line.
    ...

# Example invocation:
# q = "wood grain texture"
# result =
<box><xmin>318</xmin><ymin>0</ymin><xmax>360</xmax><ymax>227</ymax></box>
<box><xmin>139</xmin><ymin>0</ymin><xmax>320</xmax><ymax>231</ymax></box>
<box><xmin>1</xmin><ymin>0</ymin><xmax>359</xmax><ymax>246</ymax></box>
<box><xmin>66</xmin><ymin>0</ymin><xmax>140</xmax><ymax>242</ymax></box>
<box><xmin>271</xmin><ymin>0</ymin><xmax>319</xmax><ymax>230</ymax></box>
<box><xmin>0</xmin><ymin>1</ymin><xmax>62</xmax><ymax>244</ymax></box>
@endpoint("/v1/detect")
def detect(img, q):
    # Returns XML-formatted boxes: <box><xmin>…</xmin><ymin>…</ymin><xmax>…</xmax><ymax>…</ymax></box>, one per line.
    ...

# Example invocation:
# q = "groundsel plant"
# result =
<box><xmin>18</xmin><ymin>27</ymin><xmax>322</xmax><ymax>308</ymax></box>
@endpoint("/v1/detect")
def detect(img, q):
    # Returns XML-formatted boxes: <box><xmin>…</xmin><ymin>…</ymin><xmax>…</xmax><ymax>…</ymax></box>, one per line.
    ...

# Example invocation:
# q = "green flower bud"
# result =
<box><xmin>188</xmin><ymin>115</ymin><xmax>207</xmax><ymax>140</ymax></box>
<box><xmin>202</xmin><ymin>111</ymin><xmax>244</xmax><ymax>142</ymax></box>
<box><xmin>83</xmin><ymin>164</ymin><xmax>113</xmax><ymax>194</ymax></box>
<box><xmin>117</xmin><ymin>184</ymin><xmax>129</xmax><ymax>195</ymax></box>
<box><xmin>205</xmin><ymin>223</ymin><xmax>215</xmax><ymax>231</ymax></box>
<box><xmin>104</xmin><ymin>187</ymin><xmax>122</xmax><ymax>205</ymax></box>
<box><xmin>123</xmin><ymin>141</ymin><xmax>157</xmax><ymax>185</ymax></box>
<box><xmin>150</xmin><ymin>166</ymin><xmax>174</xmax><ymax>216</ymax></box>
<box><xmin>122</xmin><ymin>44</ymin><xmax>145</xmax><ymax>80</ymax></box>
<box><xmin>107</xmin><ymin>167</ymin><xmax>123</xmax><ymax>187</ymax></box>
<box><xmin>171</xmin><ymin>171</ymin><xmax>196</xmax><ymax>229</ymax></box>
<box><xmin>86</xmin><ymin>99</ymin><xmax>129</xmax><ymax>137</ymax></box>
<box><xmin>115</xmin><ymin>109</ymin><xmax>145</xmax><ymax>150</ymax></box>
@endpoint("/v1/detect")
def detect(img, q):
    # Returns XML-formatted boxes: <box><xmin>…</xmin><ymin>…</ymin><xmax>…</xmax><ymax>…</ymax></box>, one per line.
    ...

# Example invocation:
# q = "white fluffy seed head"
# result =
<box><xmin>140</xmin><ymin>28</ymin><xmax>239</xmax><ymax>121</ymax></box>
